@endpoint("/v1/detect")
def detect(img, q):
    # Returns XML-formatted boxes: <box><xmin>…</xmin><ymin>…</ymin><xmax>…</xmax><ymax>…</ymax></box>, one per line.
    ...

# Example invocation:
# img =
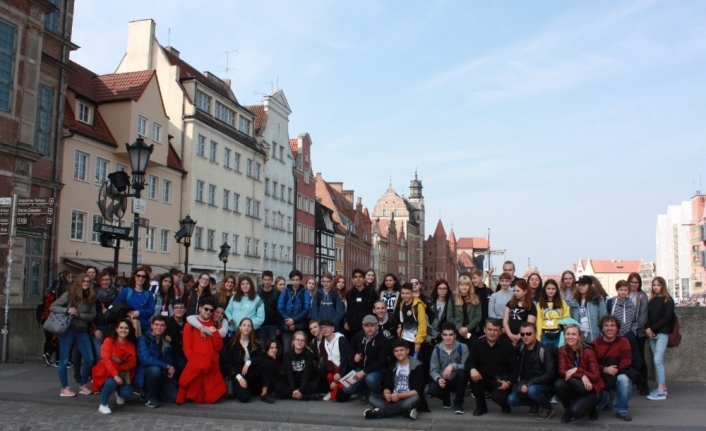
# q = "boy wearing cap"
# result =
<box><xmin>338</xmin><ymin>315</ymin><xmax>390</xmax><ymax>403</ymax></box>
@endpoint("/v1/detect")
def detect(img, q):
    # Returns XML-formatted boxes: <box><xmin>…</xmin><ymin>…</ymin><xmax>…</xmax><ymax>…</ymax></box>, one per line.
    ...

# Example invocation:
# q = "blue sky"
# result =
<box><xmin>71</xmin><ymin>1</ymin><xmax>706</xmax><ymax>274</ymax></box>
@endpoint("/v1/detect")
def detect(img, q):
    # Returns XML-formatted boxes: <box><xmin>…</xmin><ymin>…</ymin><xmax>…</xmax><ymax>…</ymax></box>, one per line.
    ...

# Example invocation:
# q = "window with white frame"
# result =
<box><xmin>265</xmin><ymin>178</ymin><xmax>270</xmax><ymax>195</ymax></box>
<box><xmin>245</xmin><ymin>237</ymin><xmax>251</xmax><ymax>255</ymax></box>
<box><xmin>255</xmin><ymin>162</ymin><xmax>261</xmax><ymax>180</ymax></box>
<box><xmin>246</xmin><ymin>159</ymin><xmax>252</xmax><ymax>177</ymax></box>
<box><xmin>287</xmin><ymin>216</ymin><xmax>292</xmax><ymax>232</ymax></box>
<box><xmin>91</xmin><ymin>214</ymin><xmax>103</xmax><ymax>243</ymax></box>
<box><xmin>279</xmin><ymin>146</ymin><xmax>283</xmax><ymax>160</ymax></box>
<box><xmin>254</xmin><ymin>200</ymin><xmax>260</xmax><ymax>218</ymax></box>
<box><xmin>73</xmin><ymin>151</ymin><xmax>88</xmax><ymax>181</ymax></box>
<box><xmin>162</xmin><ymin>179</ymin><xmax>172</xmax><ymax>203</ymax></box>
<box><xmin>272</xmin><ymin>181</ymin><xmax>277</xmax><ymax>198</ymax></box>
<box><xmin>233</xmin><ymin>193</ymin><xmax>240</xmax><ymax>212</ymax></box>
<box><xmin>272</xmin><ymin>142</ymin><xmax>279</xmax><ymax>160</ymax></box>
<box><xmin>223</xmin><ymin>189</ymin><xmax>230</xmax><ymax>210</ymax></box>
<box><xmin>77</xmin><ymin>102</ymin><xmax>90</xmax><ymax>124</ymax></box>
<box><xmin>222</xmin><ymin>232</ymin><xmax>229</xmax><ymax>247</ymax></box>
<box><xmin>116</xmin><ymin>163</ymin><xmax>127</xmax><ymax>172</ymax></box>
<box><xmin>224</xmin><ymin>147</ymin><xmax>231</xmax><ymax>168</ymax></box>
<box><xmin>264</xmin><ymin>242</ymin><xmax>269</xmax><ymax>259</ymax></box>
<box><xmin>95</xmin><ymin>157</ymin><xmax>109</xmax><ymax>185</ymax></box>
<box><xmin>281</xmin><ymin>185</ymin><xmax>286</xmax><ymax>201</ymax></box>
<box><xmin>209</xmin><ymin>140</ymin><xmax>217</xmax><ymax>162</ymax></box>
<box><xmin>254</xmin><ymin>239</ymin><xmax>259</xmax><ymax>257</ymax></box>
<box><xmin>215</xmin><ymin>101</ymin><xmax>235</xmax><ymax>126</ymax></box>
<box><xmin>147</xmin><ymin>175</ymin><xmax>157</xmax><ymax>200</ymax></box>
<box><xmin>297</xmin><ymin>193</ymin><xmax>302</xmax><ymax>209</ymax></box>
<box><xmin>286</xmin><ymin>247</ymin><xmax>292</xmax><ymax>262</ymax></box>
<box><xmin>196</xmin><ymin>180</ymin><xmax>204</xmax><ymax>202</ymax></box>
<box><xmin>234</xmin><ymin>152</ymin><xmax>241</xmax><ymax>171</ymax></box>
<box><xmin>207</xmin><ymin>229</ymin><xmax>215</xmax><ymax>250</ymax></box>
<box><xmin>137</xmin><ymin>116</ymin><xmax>147</xmax><ymax>137</ymax></box>
<box><xmin>0</xmin><ymin>20</ymin><xmax>15</xmax><ymax>112</ymax></box>
<box><xmin>195</xmin><ymin>89</ymin><xmax>211</xmax><ymax>113</ymax></box>
<box><xmin>152</xmin><ymin>122</ymin><xmax>161</xmax><ymax>142</ymax></box>
<box><xmin>302</xmin><ymin>225</ymin><xmax>308</xmax><ymax>244</ymax></box>
<box><xmin>208</xmin><ymin>184</ymin><xmax>216</xmax><ymax>205</ymax></box>
<box><xmin>296</xmin><ymin>224</ymin><xmax>302</xmax><ymax>242</ymax></box>
<box><xmin>232</xmin><ymin>234</ymin><xmax>239</xmax><ymax>254</ymax></box>
<box><xmin>309</xmin><ymin>199</ymin><xmax>315</xmax><ymax>215</ymax></box>
<box><xmin>70</xmin><ymin>210</ymin><xmax>86</xmax><ymax>241</ymax></box>
<box><xmin>264</xmin><ymin>209</ymin><xmax>269</xmax><ymax>226</ymax></box>
<box><xmin>160</xmin><ymin>229</ymin><xmax>170</xmax><ymax>252</ymax></box>
<box><xmin>271</xmin><ymin>243</ymin><xmax>276</xmax><ymax>260</ymax></box>
<box><xmin>238</xmin><ymin>116</ymin><xmax>251</xmax><ymax>135</ymax></box>
<box><xmin>197</xmin><ymin>135</ymin><xmax>206</xmax><ymax>157</ymax></box>
<box><xmin>245</xmin><ymin>197</ymin><xmax>252</xmax><ymax>216</ymax></box>
<box><xmin>194</xmin><ymin>227</ymin><xmax>203</xmax><ymax>248</ymax></box>
<box><xmin>310</xmin><ymin>227</ymin><xmax>315</xmax><ymax>245</ymax></box>
<box><xmin>279</xmin><ymin>214</ymin><xmax>284</xmax><ymax>230</ymax></box>
<box><xmin>145</xmin><ymin>227</ymin><xmax>155</xmax><ymax>251</ymax></box>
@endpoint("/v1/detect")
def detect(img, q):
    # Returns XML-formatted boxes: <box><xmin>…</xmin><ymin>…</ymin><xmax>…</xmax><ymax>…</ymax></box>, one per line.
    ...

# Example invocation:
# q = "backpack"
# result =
<box><xmin>435</xmin><ymin>344</ymin><xmax>463</xmax><ymax>363</ymax></box>
<box><xmin>667</xmin><ymin>312</ymin><xmax>681</xmax><ymax>348</ymax></box>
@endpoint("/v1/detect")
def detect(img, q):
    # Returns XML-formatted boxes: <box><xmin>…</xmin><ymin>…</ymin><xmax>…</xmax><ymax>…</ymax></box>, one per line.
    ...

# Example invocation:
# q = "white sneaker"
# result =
<box><xmin>323</xmin><ymin>392</ymin><xmax>331</xmax><ymax>401</ymax></box>
<box><xmin>116</xmin><ymin>395</ymin><xmax>125</xmax><ymax>405</ymax></box>
<box><xmin>98</xmin><ymin>404</ymin><xmax>112</xmax><ymax>414</ymax></box>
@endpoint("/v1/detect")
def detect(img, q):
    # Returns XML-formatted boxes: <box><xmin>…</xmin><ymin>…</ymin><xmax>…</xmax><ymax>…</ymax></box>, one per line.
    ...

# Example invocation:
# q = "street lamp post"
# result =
<box><xmin>125</xmin><ymin>137</ymin><xmax>154</xmax><ymax>272</ymax></box>
<box><xmin>175</xmin><ymin>215</ymin><xmax>197</xmax><ymax>274</ymax></box>
<box><xmin>218</xmin><ymin>242</ymin><xmax>231</xmax><ymax>277</ymax></box>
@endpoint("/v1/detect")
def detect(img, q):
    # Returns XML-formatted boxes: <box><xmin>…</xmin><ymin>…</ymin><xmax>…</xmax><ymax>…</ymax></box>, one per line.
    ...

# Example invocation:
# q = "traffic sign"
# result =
<box><xmin>133</xmin><ymin>198</ymin><xmax>146</xmax><ymax>214</ymax></box>
<box><xmin>137</xmin><ymin>217</ymin><xmax>149</xmax><ymax>228</ymax></box>
<box><xmin>16</xmin><ymin>226</ymin><xmax>48</xmax><ymax>239</ymax></box>
<box><xmin>14</xmin><ymin>195</ymin><xmax>54</xmax><ymax>236</ymax></box>
<box><xmin>17</xmin><ymin>197</ymin><xmax>54</xmax><ymax>205</ymax></box>
<box><xmin>0</xmin><ymin>197</ymin><xmax>11</xmax><ymax>206</ymax></box>
<box><xmin>93</xmin><ymin>223</ymin><xmax>131</xmax><ymax>237</ymax></box>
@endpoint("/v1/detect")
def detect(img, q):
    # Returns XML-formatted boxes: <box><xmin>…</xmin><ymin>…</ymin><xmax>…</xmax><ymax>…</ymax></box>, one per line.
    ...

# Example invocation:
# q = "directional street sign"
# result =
<box><xmin>137</xmin><ymin>217</ymin><xmax>149</xmax><ymax>228</ymax></box>
<box><xmin>93</xmin><ymin>223</ymin><xmax>131</xmax><ymax>237</ymax></box>
<box><xmin>15</xmin><ymin>196</ymin><xmax>55</xmax><ymax>239</ymax></box>
<box><xmin>16</xmin><ymin>227</ymin><xmax>48</xmax><ymax>239</ymax></box>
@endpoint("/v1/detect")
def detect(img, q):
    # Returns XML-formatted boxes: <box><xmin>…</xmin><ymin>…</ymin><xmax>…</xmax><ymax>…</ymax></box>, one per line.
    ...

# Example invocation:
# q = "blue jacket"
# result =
<box><xmin>134</xmin><ymin>331</ymin><xmax>173</xmax><ymax>387</ymax></box>
<box><xmin>310</xmin><ymin>288</ymin><xmax>345</xmax><ymax>327</ymax></box>
<box><xmin>277</xmin><ymin>285</ymin><xmax>311</xmax><ymax>330</ymax></box>
<box><xmin>225</xmin><ymin>295</ymin><xmax>265</xmax><ymax>331</ymax></box>
<box><xmin>568</xmin><ymin>296</ymin><xmax>607</xmax><ymax>342</ymax></box>
<box><xmin>114</xmin><ymin>287</ymin><xmax>155</xmax><ymax>332</ymax></box>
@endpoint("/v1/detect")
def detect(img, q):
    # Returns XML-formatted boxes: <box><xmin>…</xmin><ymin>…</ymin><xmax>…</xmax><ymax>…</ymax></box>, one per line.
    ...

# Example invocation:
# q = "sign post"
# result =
<box><xmin>1</xmin><ymin>195</ymin><xmax>16</xmax><ymax>364</ymax></box>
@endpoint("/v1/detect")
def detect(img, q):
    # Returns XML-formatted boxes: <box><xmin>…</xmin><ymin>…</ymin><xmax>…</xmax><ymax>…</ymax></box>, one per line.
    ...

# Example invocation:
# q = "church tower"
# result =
<box><xmin>408</xmin><ymin>171</ymin><xmax>425</xmax><ymax>237</ymax></box>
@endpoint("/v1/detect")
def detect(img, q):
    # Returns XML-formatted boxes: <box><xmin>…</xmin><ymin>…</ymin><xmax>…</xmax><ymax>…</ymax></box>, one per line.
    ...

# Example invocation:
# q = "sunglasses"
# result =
<box><xmin>202</xmin><ymin>307</ymin><xmax>214</xmax><ymax>312</ymax></box>
<box><xmin>135</xmin><ymin>274</ymin><xmax>147</xmax><ymax>279</ymax></box>
<box><xmin>519</xmin><ymin>332</ymin><xmax>534</xmax><ymax>337</ymax></box>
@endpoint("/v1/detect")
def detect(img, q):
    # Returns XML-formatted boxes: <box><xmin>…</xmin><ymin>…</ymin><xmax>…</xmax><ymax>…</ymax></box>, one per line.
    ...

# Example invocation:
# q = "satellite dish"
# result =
<box><xmin>97</xmin><ymin>180</ymin><xmax>127</xmax><ymax>223</ymax></box>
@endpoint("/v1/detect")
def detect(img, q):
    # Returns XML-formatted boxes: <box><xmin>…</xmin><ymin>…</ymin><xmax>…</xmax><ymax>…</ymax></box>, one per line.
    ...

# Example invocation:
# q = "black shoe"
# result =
<box><xmin>561</xmin><ymin>412</ymin><xmax>572</xmax><ymax>423</ymax></box>
<box><xmin>616</xmin><ymin>412</ymin><xmax>632</xmax><ymax>421</ymax></box>
<box><xmin>360</xmin><ymin>394</ymin><xmax>369</xmax><ymax>404</ymax></box>
<box><xmin>303</xmin><ymin>394</ymin><xmax>322</xmax><ymax>401</ymax></box>
<box><xmin>442</xmin><ymin>398</ymin><xmax>452</xmax><ymax>409</ymax></box>
<box><xmin>364</xmin><ymin>408</ymin><xmax>382</xmax><ymax>419</ymax></box>
<box><xmin>454</xmin><ymin>403</ymin><xmax>465</xmax><ymax>415</ymax></box>
<box><xmin>473</xmin><ymin>408</ymin><xmax>488</xmax><ymax>416</ymax></box>
<box><xmin>42</xmin><ymin>353</ymin><xmax>52</xmax><ymax>367</ymax></box>
<box><xmin>588</xmin><ymin>408</ymin><xmax>599</xmax><ymax>420</ymax></box>
<box><xmin>639</xmin><ymin>385</ymin><xmax>650</xmax><ymax>396</ymax></box>
<box><xmin>502</xmin><ymin>405</ymin><xmax>512</xmax><ymax>414</ymax></box>
<box><xmin>528</xmin><ymin>405</ymin><xmax>539</xmax><ymax>415</ymax></box>
<box><xmin>261</xmin><ymin>393</ymin><xmax>275</xmax><ymax>404</ymax></box>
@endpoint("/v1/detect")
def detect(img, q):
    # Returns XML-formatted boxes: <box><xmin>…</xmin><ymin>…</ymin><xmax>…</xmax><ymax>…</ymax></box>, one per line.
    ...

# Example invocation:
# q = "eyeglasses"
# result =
<box><xmin>135</xmin><ymin>274</ymin><xmax>147</xmax><ymax>279</ymax></box>
<box><xmin>202</xmin><ymin>307</ymin><xmax>214</xmax><ymax>313</ymax></box>
<box><xmin>519</xmin><ymin>332</ymin><xmax>534</xmax><ymax>337</ymax></box>
<box><xmin>412</xmin><ymin>281</ymin><xmax>420</xmax><ymax>285</ymax></box>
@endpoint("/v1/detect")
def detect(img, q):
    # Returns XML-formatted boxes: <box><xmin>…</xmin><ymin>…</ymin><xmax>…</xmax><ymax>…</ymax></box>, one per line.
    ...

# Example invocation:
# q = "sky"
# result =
<box><xmin>70</xmin><ymin>1</ymin><xmax>706</xmax><ymax>274</ymax></box>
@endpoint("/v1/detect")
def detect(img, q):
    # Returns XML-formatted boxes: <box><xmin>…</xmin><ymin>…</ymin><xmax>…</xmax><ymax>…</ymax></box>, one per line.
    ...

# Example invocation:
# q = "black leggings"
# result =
<box><xmin>273</xmin><ymin>379</ymin><xmax>319</xmax><ymax>399</ymax></box>
<box><xmin>227</xmin><ymin>360</ymin><xmax>276</xmax><ymax>403</ymax></box>
<box><xmin>43</xmin><ymin>330</ymin><xmax>58</xmax><ymax>359</ymax></box>
<box><xmin>553</xmin><ymin>379</ymin><xmax>600</xmax><ymax>420</ymax></box>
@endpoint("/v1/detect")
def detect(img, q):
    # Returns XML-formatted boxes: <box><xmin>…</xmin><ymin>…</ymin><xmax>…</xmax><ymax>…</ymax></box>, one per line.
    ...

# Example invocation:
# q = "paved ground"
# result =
<box><xmin>1</xmin><ymin>361</ymin><xmax>705</xmax><ymax>431</ymax></box>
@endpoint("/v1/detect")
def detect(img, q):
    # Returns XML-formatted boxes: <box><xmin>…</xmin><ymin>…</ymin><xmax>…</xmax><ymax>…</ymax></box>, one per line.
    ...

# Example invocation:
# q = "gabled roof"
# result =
<box><xmin>457</xmin><ymin>251</ymin><xmax>474</xmax><ymax>268</ymax></box>
<box><xmin>63</xmin><ymin>100</ymin><xmax>117</xmax><ymax>147</ymax></box>
<box><xmin>456</xmin><ymin>237</ymin><xmax>489</xmax><ymax>249</ymax></box>
<box><xmin>588</xmin><ymin>260</ymin><xmax>642</xmax><ymax>274</ymax></box>
<box><xmin>162</xmin><ymin>46</ymin><xmax>238</xmax><ymax>104</ymax></box>
<box><xmin>68</xmin><ymin>60</ymin><xmax>156</xmax><ymax>104</ymax></box>
<box><xmin>245</xmin><ymin>104</ymin><xmax>267</xmax><ymax>136</ymax></box>
<box><xmin>67</xmin><ymin>60</ymin><xmax>99</xmax><ymax>102</ymax></box>
<box><xmin>289</xmin><ymin>138</ymin><xmax>299</xmax><ymax>158</ymax></box>
<box><xmin>167</xmin><ymin>143</ymin><xmax>186</xmax><ymax>174</ymax></box>
<box><xmin>433</xmin><ymin>220</ymin><xmax>446</xmax><ymax>237</ymax></box>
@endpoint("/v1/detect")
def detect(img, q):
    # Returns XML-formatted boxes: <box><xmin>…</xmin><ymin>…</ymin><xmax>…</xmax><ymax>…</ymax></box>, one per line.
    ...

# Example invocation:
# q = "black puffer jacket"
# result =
<box><xmin>517</xmin><ymin>341</ymin><xmax>557</xmax><ymax>386</ymax></box>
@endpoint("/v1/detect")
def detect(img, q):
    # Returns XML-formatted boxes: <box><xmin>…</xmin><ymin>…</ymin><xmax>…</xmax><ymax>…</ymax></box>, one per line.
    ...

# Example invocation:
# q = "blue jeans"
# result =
<box><xmin>342</xmin><ymin>369</ymin><xmax>385</xmax><ymax>395</ymax></box>
<box><xmin>507</xmin><ymin>383</ymin><xmax>553</xmax><ymax>410</ymax></box>
<box><xmin>92</xmin><ymin>336</ymin><xmax>104</xmax><ymax>360</ymax></box>
<box><xmin>143</xmin><ymin>365</ymin><xmax>162</xmax><ymax>403</ymax></box>
<box><xmin>58</xmin><ymin>329</ymin><xmax>94</xmax><ymax>387</ymax></box>
<box><xmin>541</xmin><ymin>335</ymin><xmax>560</xmax><ymax>348</ymax></box>
<box><xmin>101</xmin><ymin>377</ymin><xmax>135</xmax><ymax>406</ymax></box>
<box><xmin>369</xmin><ymin>393</ymin><xmax>420</xmax><ymax>417</ymax></box>
<box><xmin>649</xmin><ymin>333</ymin><xmax>668</xmax><ymax>386</ymax></box>
<box><xmin>258</xmin><ymin>325</ymin><xmax>277</xmax><ymax>343</ymax></box>
<box><xmin>614</xmin><ymin>374</ymin><xmax>632</xmax><ymax>414</ymax></box>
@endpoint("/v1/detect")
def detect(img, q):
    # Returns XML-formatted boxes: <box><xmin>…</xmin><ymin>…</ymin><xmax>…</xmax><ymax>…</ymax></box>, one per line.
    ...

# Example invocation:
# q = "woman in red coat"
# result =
<box><xmin>177</xmin><ymin>297</ymin><xmax>226</xmax><ymax>404</ymax></box>
<box><xmin>554</xmin><ymin>323</ymin><xmax>604</xmax><ymax>423</ymax></box>
<box><xmin>92</xmin><ymin>319</ymin><xmax>138</xmax><ymax>414</ymax></box>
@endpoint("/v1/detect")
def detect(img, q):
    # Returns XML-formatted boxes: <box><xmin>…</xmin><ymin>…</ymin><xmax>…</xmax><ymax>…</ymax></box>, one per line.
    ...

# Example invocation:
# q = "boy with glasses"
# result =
<box><xmin>165</xmin><ymin>298</ymin><xmax>187</xmax><ymax>378</ymax></box>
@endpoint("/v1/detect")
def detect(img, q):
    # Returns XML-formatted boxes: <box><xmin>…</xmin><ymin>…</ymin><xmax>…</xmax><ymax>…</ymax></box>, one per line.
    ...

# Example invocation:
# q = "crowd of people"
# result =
<box><xmin>38</xmin><ymin>261</ymin><xmax>677</xmax><ymax>423</ymax></box>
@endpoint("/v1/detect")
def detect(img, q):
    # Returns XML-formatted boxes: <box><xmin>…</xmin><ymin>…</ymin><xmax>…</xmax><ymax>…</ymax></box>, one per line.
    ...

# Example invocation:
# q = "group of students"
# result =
<box><xmin>38</xmin><ymin>261</ymin><xmax>675</xmax><ymax>423</ymax></box>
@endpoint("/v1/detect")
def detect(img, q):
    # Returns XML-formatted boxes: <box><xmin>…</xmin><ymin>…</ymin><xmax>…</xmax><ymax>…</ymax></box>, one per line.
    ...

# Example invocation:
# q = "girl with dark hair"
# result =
<box><xmin>92</xmin><ymin>318</ymin><xmax>138</xmax><ymax>414</ymax></box>
<box><xmin>50</xmin><ymin>273</ymin><xmax>97</xmax><ymax>397</ymax></box>
<box><xmin>364</xmin><ymin>269</ymin><xmax>377</xmax><ymax>292</ymax></box>
<box><xmin>185</xmin><ymin>272</ymin><xmax>214</xmax><ymax>317</ymax></box>
<box><xmin>627</xmin><ymin>272</ymin><xmax>650</xmax><ymax>395</ymax></box>
<box><xmin>527</xmin><ymin>273</ymin><xmax>543</xmax><ymax>302</ymax></box>
<box><xmin>568</xmin><ymin>276</ymin><xmax>607</xmax><ymax>343</ymax></box>
<box><xmin>378</xmin><ymin>273</ymin><xmax>401</xmax><ymax>316</ymax></box>
<box><xmin>428</xmin><ymin>278</ymin><xmax>451</xmax><ymax>343</ymax></box>
<box><xmin>154</xmin><ymin>273</ymin><xmax>177</xmax><ymax>318</ymax></box>
<box><xmin>40</xmin><ymin>270</ymin><xmax>73</xmax><ymax>367</ymax></box>
<box><xmin>536</xmin><ymin>279</ymin><xmax>570</xmax><ymax>347</ymax></box>
<box><xmin>333</xmin><ymin>274</ymin><xmax>348</xmax><ymax>313</ymax></box>
<box><xmin>222</xmin><ymin>318</ymin><xmax>274</xmax><ymax>403</ymax></box>
<box><xmin>503</xmin><ymin>279</ymin><xmax>536</xmax><ymax>345</ymax></box>
<box><xmin>225</xmin><ymin>275</ymin><xmax>265</xmax><ymax>332</ymax></box>
<box><xmin>645</xmin><ymin>277</ymin><xmax>674</xmax><ymax>401</ymax></box>
<box><xmin>554</xmin><ymin>324</ymin><xmax>603</xmax><ymax>423</ymax></box>
<box><xmin>114</xmin><ymin>266</ymin><xmax>156</xmax><ymax>334</ymax></box>
<box><xmin>93</xmin><ymin>270</ymin><xmax>119</xmax><ymax>358</ymax></box>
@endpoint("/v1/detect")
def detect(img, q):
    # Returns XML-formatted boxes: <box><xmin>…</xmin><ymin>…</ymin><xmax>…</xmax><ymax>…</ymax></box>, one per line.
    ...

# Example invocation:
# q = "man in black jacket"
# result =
<box><xmin>345</xmin><ymin>269</ymin><xmax>377</xmax><ymax>337</ymax></box>
<box><xmin>338</xmin><ymin>315</ymin><xmax>390</xmax><ymax>402</ymax></box>
<box><xmin>468</xmin><ymin>318</ymin><xmax>519</xmax><ymax>416</ymax></box>
<box><xmin>507</xmin><ymin>322</ymin><xmax>557</xmax><ymax>420</ymax></box>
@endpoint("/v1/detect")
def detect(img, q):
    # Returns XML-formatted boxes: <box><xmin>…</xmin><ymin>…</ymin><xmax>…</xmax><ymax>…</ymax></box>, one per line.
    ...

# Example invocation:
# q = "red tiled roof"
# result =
<box><xmin>245</xmin><ymin>104</ymin><xmax>267</xmax><ymax>136</ymax></box>
<box><xmin>162</xmin><ymin>47</ymin><xmax>238</xmax><ymax>104</ymax></box>
<box><xmin>67</xmin><ymin>60</ymin><xmax>98</xmax><ymax>102</ymax></box>
<box><xmin>448</xmin><ymin>228</ymin><xmax>457</xmax><ymax>243</ymax></box>
<box><xmin>167</xmin><ymin>143</ymin><xmax>186</xmax><ymax>174</ymax></box>
<box><xmin>289</xmin><ymin>138</ymin><xmax>299</xmax><ymax>158</ymax></box>
<box><xmin>378</xmin><ymin>218</ymin><xmax>390</xmax><ymax>238</ymax></box>
<box><xmin>433</xmin><ymin>220</ymin><xmax>446</xmax><ymax>237</ymax></box>
<box><xmin>457</xmin><ymin>251</ymin><xmax>474</xmax><ymax>268</ymax></box>
<box><xmin>63</xmin><ymin>100</ymin><xmax>117</xmax><ymax>148</ymax></box>
<box><xmin>363</xmin><ymin>207</ymin><xmax>371</xmax><ymax>223</ymax></box>
<box><xmin>456</xmin><ymin>237</ymin><xmax>489</xmax><ymax>249</ymax></box>
<box><xmin>94</xmin><ymin>70</ymin><xmax>155</xmax><ymax>102</ymax></box>
<box><xmin>589</xmin><ymin>260</ymin><xmax>642</xmax><ymax>274</ymax></box>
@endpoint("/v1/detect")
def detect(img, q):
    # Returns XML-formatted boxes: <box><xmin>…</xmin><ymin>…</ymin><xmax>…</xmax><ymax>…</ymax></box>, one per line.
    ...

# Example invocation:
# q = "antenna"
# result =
<box><xmin>168</xmin><ymin>14</ymin><xmax>171</xmax><ymax>46</ymax></box>
<box><xmin>217</xmin><ymin>49</ymin><xmax>239</xmax><ymax>75</ymax></box>
<box><xmin>267</xmin><ymin>81</ymin><xmax>273</xmax><ymax>93</ymax></box>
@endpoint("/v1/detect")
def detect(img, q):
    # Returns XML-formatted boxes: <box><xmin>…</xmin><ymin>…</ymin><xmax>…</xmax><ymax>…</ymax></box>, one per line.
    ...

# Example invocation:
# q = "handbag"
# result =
<box><xmin>667</xmin><ymin>313</ymin><xmax>681</xmax><ymax>348</ymax></box>
<box><xmin>42</xmin><ymin>312</ymin><xmax>73</xmax><ymax>335</ymax></box>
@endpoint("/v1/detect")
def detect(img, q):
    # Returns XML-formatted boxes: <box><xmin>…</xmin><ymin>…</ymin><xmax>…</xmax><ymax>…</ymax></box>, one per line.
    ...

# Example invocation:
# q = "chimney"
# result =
<box><xmin>329</xmin><ymin>182</ymin><xmax>343</xmax><ymax>193</ymax></box>
<box><xmin>166</xmin><ymin>46</ymin><xmax>180</xmax><ymax>58</ymax></box>
<box><xmin>224</xmin><ymin>79</ymin><xmax>231</xmax><ymax>88</ymax></box>
<box><xmin>342</xmin><ymin>191</ymin><xmax>354</xmax><ymax>208</ymax></box>
<box><xmin>124</xmin><ymin>19</ymin><xmax>156</xmax><ymax>71</ymax></box>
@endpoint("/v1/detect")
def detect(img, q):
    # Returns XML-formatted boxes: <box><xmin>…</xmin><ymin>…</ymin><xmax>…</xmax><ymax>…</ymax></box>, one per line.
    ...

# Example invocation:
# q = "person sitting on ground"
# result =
<box><xmin>338</xmin><ymin>315</ymin><xmax>390</xmax><ymax>403</ymax></box>
<box><xmin>428</xmin><ymin>322</ymin><xmax>469</xmax><ymax>415</ymax></box>
<box><xmin>507</xmin><ymin>322</ymin><xmax>558</xmax><ymax>421</ymax></box>
<box><xmin>165</xmin><ymin>297</ymin><xmax>187</xmax><ymax>379</ymax></box>
<box><xmin>222</xmin><ymin>317</ymin><xmax>275</xmax><ymax>403</ymax></box>
<box><xmin>135</xmin><ymin>315</ymin><xmax>176</xmax><ymax>408</ymax></box>
<box><xmin>393</xmin><ymin>282</ymin><xmax>427</xmax><ymax>356</ymax></box>
<box><xmin>554</xmin><ymin>323</ymin><xmax>604</xmax><ymax>423</ymax></box>
<box><xmin>259</xmin><ymin>338</ymin><xmax>280</xmax><ymax>403</ymax></box>
<box><xmin>92</xmin><ymin>318</ymin><xmax>138</xmax><ymax>414</ymax></box>
<box><xmin>307</xmin><ymin>319</ymin><xmax>326</xmax><ymax>389</ymax></box>
<box><xmin>364</xmin><ymin>338</ymin><xmax>427</xmax><ymax>420</ymax></box>
<box><xmin>314</xmin><ymin>319</ymin><xmax>348</xmax><ymax>402</ymax></box>
<box><xmin>468</xmin><ymin>318</ymin><xmax>519</xmax><ymax>416</ymax></box>
<box><xmin>373</xmin><ymin>300</ymin><xmax>397</xmax><ymax>342</ymax></box>
<box><xmin>273</xmin><ymin>331</ymin><xmax>320</xmax><ymax>400</ymax></box>
<box><xmin>176</xmin><ymin>298</ymin><xmax>226</xmax><ymax>404</ymax></box>
<box><xmin>593</xmin><ymin>315</ymin><xmax>634</xmax><ymax>421</ymax></box>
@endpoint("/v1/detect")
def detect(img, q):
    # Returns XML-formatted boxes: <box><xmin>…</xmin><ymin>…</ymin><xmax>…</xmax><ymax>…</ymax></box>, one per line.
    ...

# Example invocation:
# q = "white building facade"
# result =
<box><xmin>656</xmin><ymin>200</ymin><xmax>692</xmax><ymax>299</ymax></box>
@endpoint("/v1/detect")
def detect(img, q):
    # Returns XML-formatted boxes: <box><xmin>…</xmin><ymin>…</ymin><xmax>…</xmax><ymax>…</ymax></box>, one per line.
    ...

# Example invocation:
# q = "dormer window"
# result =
<box><xmin>238</xmin><ymin>116</ymin><xmax>251</xmax><ymax>136</ymax></box>
<box><xmin>77</xmin><ymin>102</ymin><xmax>91</xmax><ymax>124</ymax></box>
<box><xmin>195</xmin><ymin>89</ymin><xmax>211</xmax><ymax>113</ymax></box>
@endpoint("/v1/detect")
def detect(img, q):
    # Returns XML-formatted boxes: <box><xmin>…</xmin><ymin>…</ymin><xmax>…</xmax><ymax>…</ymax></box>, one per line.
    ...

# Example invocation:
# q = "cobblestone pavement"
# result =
<box><xmin>0</xmin><ymin>401</ymin><xmax>387</xmax><ymax>431</ymax></box>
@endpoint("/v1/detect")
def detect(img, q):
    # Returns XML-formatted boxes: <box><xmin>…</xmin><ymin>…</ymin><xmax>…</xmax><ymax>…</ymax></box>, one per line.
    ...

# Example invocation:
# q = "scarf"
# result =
<box><xmin>95</xmin><ymin>284</ymin><xmax>118</xmax><ymax>304</ymax></box>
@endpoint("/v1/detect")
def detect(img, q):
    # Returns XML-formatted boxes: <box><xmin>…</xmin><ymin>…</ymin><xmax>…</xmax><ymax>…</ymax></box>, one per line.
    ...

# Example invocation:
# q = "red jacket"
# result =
<box><xmin>558</xmin><ymin>343</ymin><xmax>604</xmax><ymax>394</ymax></box>
<box><xmin>176</xmin><ymin>320</ymin><xmax>226</xmax><ymax>404</ymax></box>
<box><xmin>92</xmin><ymin>337</ymin><xmax>137</xmax><ymax>392</ymax></box>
